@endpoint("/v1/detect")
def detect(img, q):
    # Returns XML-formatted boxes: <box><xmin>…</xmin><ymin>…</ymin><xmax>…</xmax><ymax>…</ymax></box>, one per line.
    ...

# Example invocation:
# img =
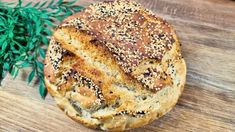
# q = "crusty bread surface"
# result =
<box><xmin>44</xmin><ymin>0</ymin><xmax>186</xmax><ymax>131</ymax></box>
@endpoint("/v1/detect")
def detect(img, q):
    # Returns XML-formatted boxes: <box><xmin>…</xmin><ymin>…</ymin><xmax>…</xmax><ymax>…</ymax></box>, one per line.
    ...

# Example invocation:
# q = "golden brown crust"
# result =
<box><xmin>60</xmin><ymin>0</ymin><xmax>180</xmax><ymax>91</ymax></box>
<box><xmin>44</xmin><ymin>0</ymin><xmax>186</xmax><ymax>131</ymax></box>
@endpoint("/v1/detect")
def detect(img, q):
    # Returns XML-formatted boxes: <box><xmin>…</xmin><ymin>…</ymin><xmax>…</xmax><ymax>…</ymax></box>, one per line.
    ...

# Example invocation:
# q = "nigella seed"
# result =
<box><xmin>159</xmin><ymin>34</ymin><xmax>165</xmax><ymax>38</ymax></box>
<box><xmin>141</xmin><ymin>95</ymin><xmax>147</xmax><ymax>100</ymax></box>
<box><xmin>77</xmin><ymin>25</ymin><xmax>82</xmax><ymax>29</ymax></box>
<box><xmin>137</xmin><ymin>111</ymin><xmax>145</xmax><ymax>115</ymax></box>
<box><xmin>143</xmin><ymin>72</ymin><xmax>150</xmax><ymax>77</ymax></box>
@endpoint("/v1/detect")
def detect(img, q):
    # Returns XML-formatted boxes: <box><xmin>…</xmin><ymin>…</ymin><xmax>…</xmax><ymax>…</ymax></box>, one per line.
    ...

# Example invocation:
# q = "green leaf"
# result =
<box><xmin>10</xmin><ymin>66</ymin><xmax>16</xmax><ymax>76</ymax></box>
<box><xmin>0</xmin><ymin>35</ymin><xmax>7</xmax><ymax>43</ymax></box>
<box><xmin>48</xmin><ymin>0</ymin><xmax>55</xmax><ymax>7</ymax></box>
<box><xmin>50</xmin><ymin>8</ymin><xmax>61</xmax><ymax>15</ymax></box>
<box><xmin>73</xmin><ymin>6</ymin><xmax>84</xmax><ymax>12</ymax></box>
<box><xmin>44</xmin><ymin>19</ymin><xmax>53</xmax><ymax>27</ymax></box>
<box><xmin>25</xmin><ymin>2</ymin><xmax>33</xmax><ymax>7</ymax></box>
<box><xmin>39</xmin><ymin>80</ymin><xmax>47</xmax><ymax>99</ymax></box>
<box><xmin>28</xmin><ymin>41</ymin><xmax>35</xmax><ymax>50</ymax></box>
<box><xmin>0</xmin><ymin>20</ymin><xmax>5</xmax><ymax>27</ymax></box>
<box><xmin>43</xmin><ymin>27</ymin><xmax>52</xmax><ymax>35</ymax></box>
<box><xmin>41</xmin><ymin>36</ymin><xmax>49</xmax><ymax>45</ymax></box>
<box><xmin>57</xmin><ymin>0</ymin><xmax>63</xmax><ymax>5</ymax></box>
<box><xmin>15</xmin><ymin>54</ymin><xmax>25</xmax><ymax>61</ymax></box>
<box><xmin>33</xmin><ymin>2</ymin><xmax>41</xmax><ymax>7</ymax></box>
<box><xmin>21</xmin><ymin>61</ymin><xmax>31</xmax><ymax>68</ymax></box>
<box><xmin>17</xmin><ymin>0</ymin><xmax>23</xmax><ymax>7</ymax></box>
<box><xmin>28</xmin><ymin>55</ymin><xmax>34</xmax><ymax>61</ymax></box>
<box><xmin>39</xmin><ymin>47</ymin><xmax>45</xmax><ymax>58</ymax></box>
<box><xmin>3</xmin><ymin>63</ymin><xmax>10</xmax><ymax>70</ymax></box>
<box><xmin>36</xmin><ymin>60</ymin><xmax>44</xmax><ymax>71</ymax></box>
<box><xmin>32</xmin><ymin>37</ymin><xmax>38</xmax><ymax>43</ymax></box>
<box><xmin>67</xmin><ymin>0</ymin><xmax>76</xmax><ymax>5</ymax></box>
<box><xmin>1</xmin><ymin>41</ymin><xmax>8</xmax><ymax>53</ymax></box>
<box><xmin>13</xmin><ymin>67</ymin><xmax>19</xmax><ymax>79</ymax></box>
<box><xmin>9</xmin><ymin>31</ymin><xmax>14</xmax><ymax>38</ymax></box>
<box><xmin>3</xmin><ymin>53</ymin><xmax>8</xmax><ymax>60</ymax></box>
<box><xmin>40</xmin><ymin>13</ymin><xmax>49</xmax><ymax>19</ymax></box>
<box><xmin>14</xmin><ymin>36</ymin><xmax>25</xmax><ymax>41</ymax></box>
<box><xmin>64</xmin><ymin>9</ymin><xmax>72</xmax><ymax>16</ymax></box>
<box><xmin>28</xmin><ymin>70</ymin><xmax>35</xmax><ymax>83</ymax></box>
<box><xmin>40</xmin><ymin>1</ymin><xmax>47</xmax><ymax>8</ymax></box>
<box><xmin>36</xmin><ymin>25</ymin><xmax>42</xmax><ymax>35</ymax></box>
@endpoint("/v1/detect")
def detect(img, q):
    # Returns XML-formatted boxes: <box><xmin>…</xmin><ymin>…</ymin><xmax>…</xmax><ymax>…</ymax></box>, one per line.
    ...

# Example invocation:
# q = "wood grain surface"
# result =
<box><xmin>0</xmin><ymin>0</ymin><xmax>235</xmax><ymax>131</ymax></box>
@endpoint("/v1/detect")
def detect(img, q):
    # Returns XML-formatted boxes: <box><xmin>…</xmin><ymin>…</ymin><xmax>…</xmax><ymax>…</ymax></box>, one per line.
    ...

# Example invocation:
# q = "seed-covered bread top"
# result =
<box><xmin>44</xmin><ymin>0</ymin><xmax>186</xmax><ymax>131</ymax></box>
<box><xmin>60</xmin><ymin>0</ymin><xmax>181</xmax><ymax>91</ymax></box>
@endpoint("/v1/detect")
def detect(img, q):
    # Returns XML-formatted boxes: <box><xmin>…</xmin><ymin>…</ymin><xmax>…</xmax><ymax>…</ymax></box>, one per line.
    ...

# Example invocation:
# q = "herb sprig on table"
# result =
<box><xmin>0</xmin><ymin>0</ymin><xmax>83</xmax><ymax>98</ymax></box>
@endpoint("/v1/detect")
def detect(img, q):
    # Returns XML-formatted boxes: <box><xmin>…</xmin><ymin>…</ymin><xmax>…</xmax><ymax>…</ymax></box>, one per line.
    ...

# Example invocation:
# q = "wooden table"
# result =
<box><xmin>0</xmin><ymin>0</ymin><xmax>235</xmax><ymax>131</ymax></box>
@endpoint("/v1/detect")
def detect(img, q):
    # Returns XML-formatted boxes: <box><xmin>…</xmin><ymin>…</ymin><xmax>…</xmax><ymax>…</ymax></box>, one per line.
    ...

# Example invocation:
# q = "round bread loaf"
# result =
<box><xmin>44</xmin><ymin>0</ymin><xmax>186</xmax><ymax>131</ymax></box>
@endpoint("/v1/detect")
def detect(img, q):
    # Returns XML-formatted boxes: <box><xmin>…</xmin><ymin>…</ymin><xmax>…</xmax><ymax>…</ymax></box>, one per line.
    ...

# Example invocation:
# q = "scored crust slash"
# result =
<box><xmin>44</xmin><ymin>0</ymin><xmax>186</xmax><ymax>131</ymax></box>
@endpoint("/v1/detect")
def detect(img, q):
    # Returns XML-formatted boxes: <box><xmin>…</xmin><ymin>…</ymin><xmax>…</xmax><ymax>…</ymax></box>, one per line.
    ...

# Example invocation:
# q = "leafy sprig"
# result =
<box><xmin>0</xmin><ymin>0</ymin><xmax>84</xmax><ymax>98</ymax></box>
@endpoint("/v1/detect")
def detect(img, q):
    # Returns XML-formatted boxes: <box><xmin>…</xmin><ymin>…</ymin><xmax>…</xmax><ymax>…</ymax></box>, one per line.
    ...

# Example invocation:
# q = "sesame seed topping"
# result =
<box><xmin>48</xmin><ymin>38</ymin><xmax>64</xmax><ymax>72</ymax></box>
<box><xmin>59</xmin><ymin>0</ymin><xmax>177</xmax><ymax>91</ymax></box>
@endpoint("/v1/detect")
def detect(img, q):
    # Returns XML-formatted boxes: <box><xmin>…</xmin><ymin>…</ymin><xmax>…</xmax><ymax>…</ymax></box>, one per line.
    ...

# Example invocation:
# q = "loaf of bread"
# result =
<box><xmin>44</xmin><ymin>0</ymin><xmax>186</xmax><ymax>131</ymax></box>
